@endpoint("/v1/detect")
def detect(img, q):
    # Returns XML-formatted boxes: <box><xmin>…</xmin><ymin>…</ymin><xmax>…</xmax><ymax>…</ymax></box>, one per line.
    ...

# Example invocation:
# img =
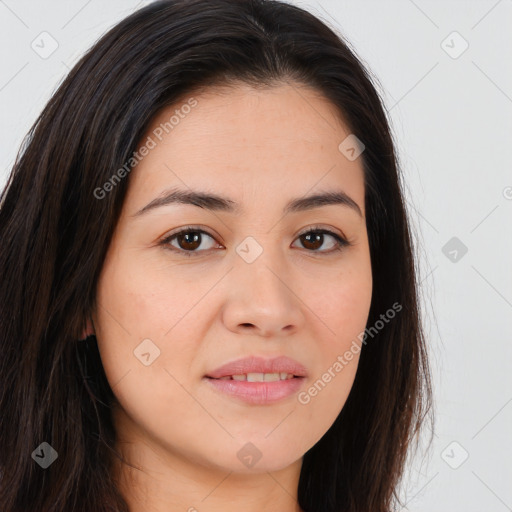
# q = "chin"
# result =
<box><xmin>212</xmin><ymin>440</ymin><xmax>303</xmax><ymax>474</ymax></box>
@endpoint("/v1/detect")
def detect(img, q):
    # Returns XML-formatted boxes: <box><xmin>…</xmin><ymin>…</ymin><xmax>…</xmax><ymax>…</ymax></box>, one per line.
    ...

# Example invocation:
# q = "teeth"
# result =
<box><xmin>247</xmin><ymin>373</ymin><xmax>264</xmax><ymax>382</ymax></box>
<box><xmin>227</xmin><ymin>373</ymin><xmax>295</xmax><ymax>381</ymax></box>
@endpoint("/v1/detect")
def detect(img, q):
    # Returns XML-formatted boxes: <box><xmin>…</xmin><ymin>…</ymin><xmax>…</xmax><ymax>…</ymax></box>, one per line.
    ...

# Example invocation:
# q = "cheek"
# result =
<box><xmin>94</xmin><ymin>250</ymin><xmax>188</xmax><ymax>339</ymax></box>
<box><xmin>93</xmin><ymin>263</ymin><xmax>197</xmax><ymax>440</ymax></box>
<box><xmin>309</xmin><ymin>259</ymin><xmax>373</xmax><ymax>340</ymax></box>
<box><xmin>298</xmin><ymin>263</ymin><xmax>371</xmax><ymax>425</ymax></box>
<box><xmin>93</xmin><ymin>252</ymin><xmax>208</xmax><ymax>393</ymax></box>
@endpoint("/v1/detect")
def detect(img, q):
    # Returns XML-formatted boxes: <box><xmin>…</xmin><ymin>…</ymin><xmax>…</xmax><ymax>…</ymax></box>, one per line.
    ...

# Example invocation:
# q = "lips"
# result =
<box><xmin>205</xmin><ymin>355</ymin><xmax>308</xmax><ymax>380</ymax></box>
<box><xmin>204</xmin><ymin>355</ymin><xmax>307</xmax><ymax>405</ymax></box>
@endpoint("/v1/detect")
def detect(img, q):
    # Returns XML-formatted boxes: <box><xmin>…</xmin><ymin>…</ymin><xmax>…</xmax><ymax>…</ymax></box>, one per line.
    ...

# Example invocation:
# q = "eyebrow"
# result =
<box><xmin>132</xmin><ymin>186</ymin><xmax>363</xmax><ymax>218</ymax></box>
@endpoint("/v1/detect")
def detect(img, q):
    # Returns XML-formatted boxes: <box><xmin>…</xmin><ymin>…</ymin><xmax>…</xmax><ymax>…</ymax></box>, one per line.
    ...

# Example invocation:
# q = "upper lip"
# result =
<box><xmin>205</xmin><ymin>355</ymin><xmax>308</xmax><ymax>379</ymax></box>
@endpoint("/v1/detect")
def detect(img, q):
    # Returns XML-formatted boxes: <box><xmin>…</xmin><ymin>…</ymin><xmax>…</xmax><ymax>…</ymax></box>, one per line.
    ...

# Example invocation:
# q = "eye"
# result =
<box><xmin>160</xmin><ymin>225</ymin><xmax>351</xmax><ymax>257</ymax></box>
<box><xmin>292</xmin><ymin>227</ymin><xmax>350</xmax><ymax>254</ymax></box>
<box><xmin>160</xmin><ymin>227</ymin><xmax>221</xmax><ymax>256</ymax></box>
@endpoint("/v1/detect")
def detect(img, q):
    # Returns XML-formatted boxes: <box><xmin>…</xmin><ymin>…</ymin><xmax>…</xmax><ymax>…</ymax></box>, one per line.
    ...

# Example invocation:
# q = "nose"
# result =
<box><xmin>221</xmin><ymin>246</ymin><xmax>305</xmax><ymax>338</ymax></box>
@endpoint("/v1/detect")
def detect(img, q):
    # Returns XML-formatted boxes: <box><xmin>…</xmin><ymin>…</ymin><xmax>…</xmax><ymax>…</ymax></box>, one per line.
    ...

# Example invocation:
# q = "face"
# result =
<box><xmin>92</xmin><ymin>82</ymin><xmax>372</xmax><ymax>478</ymax></box>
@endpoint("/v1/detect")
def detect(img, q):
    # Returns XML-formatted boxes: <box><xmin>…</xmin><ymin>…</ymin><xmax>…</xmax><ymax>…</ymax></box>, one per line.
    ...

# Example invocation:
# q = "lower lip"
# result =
<box><xmin>204</xmin><ymin>376</ymin><xmax>305</xmax><ymax>405</ymax></box>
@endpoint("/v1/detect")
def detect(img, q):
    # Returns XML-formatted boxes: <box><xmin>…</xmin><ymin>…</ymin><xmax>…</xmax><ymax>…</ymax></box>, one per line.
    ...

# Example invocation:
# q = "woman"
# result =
<box><xmin>0</xmin><ymin>0</ymin><xmax>433</xmax><ymax>510</ymax></box>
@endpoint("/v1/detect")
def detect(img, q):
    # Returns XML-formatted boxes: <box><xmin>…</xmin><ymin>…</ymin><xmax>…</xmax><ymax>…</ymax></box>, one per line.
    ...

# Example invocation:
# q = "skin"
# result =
<box><xmin>87</xmin><ymin>81</ymin><xmax>373</xmax><ymax>512</ymax></box>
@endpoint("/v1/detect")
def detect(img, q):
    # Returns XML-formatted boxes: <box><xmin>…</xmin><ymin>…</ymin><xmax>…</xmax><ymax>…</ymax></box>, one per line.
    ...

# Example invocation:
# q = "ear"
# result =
<box><xmin>79</xmin><ymin>316</ymin><xmax>95</xmax><ymax>340</ymax></box>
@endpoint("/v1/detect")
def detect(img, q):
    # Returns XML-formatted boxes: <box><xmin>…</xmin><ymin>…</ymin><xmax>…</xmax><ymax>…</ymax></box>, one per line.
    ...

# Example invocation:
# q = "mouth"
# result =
<box><xmin>206</xmin><ymin>372</ymin><xmax>300</xmax><ymax>382</ymax></box>
<box><xmin>203</xmin><ymin>355</ymin><xmax>308</xmax><ymax>404</ymax></box>
<box><xmin>204</xmin><ymin>355</ymin><xmax>308</xmax><ymax>380</ymax></box>
<box><xmin>203</xmin><ymin>371</ymin><xmax>306</xmax><ymax>405</ymax></box>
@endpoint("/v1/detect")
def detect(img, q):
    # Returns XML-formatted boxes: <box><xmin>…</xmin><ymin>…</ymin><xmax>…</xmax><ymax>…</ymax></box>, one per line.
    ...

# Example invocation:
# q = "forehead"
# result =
<box><xmin>125</xmin><ymin>82</ymin><xmax>366</xmax><ymax>216</ymax></box>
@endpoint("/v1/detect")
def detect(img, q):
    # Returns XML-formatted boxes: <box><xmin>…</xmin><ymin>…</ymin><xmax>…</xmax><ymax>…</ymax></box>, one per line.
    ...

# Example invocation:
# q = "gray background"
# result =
<box><xmin>1</xmin><ymin>1</ymin><xmax>511</xmax><ymax>510</ymax></box>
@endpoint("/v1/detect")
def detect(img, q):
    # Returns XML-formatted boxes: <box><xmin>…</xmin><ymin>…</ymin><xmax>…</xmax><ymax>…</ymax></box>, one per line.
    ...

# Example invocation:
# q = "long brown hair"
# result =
<box><xmin>0</xmin><ymin>1</ymin><xmax>434</xmax><ymax>510</ymax></box>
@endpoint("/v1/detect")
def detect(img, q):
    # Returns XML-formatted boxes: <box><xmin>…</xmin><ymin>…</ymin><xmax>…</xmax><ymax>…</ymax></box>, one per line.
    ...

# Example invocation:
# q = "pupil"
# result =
<box><xmin>181</xmin><ymin>232</ymin><xmax>200</xmax><ymax>250</ymax></box>
<box><xmin>303</xmin><ymin>233</ymin><xmax>322</xmax><ymax>250</ymax></box>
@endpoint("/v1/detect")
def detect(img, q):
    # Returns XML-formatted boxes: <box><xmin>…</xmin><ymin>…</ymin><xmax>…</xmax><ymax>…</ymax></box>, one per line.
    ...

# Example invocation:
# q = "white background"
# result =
<box><xmin>1</xmin><ymin>1</ymin><xmax>511</xmax><ymax>510</ymax></box>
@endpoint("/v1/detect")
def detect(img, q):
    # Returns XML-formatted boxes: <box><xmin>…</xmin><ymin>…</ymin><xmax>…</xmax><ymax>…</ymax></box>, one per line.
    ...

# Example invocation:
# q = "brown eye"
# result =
<box><xmin>162</xmin><ymin>228</ymin><xmax>219</xmax><ymax>255</ymax></box>
<box><xmin>293</xmin><ymin>229</ymin><xmax>349</xmax><ymax>253</ymax></box>
<box><xmin>175</xmin><ymin>231</ymin><xmax>202</xmax><ymax>251</ymax></box>
<box><xmin>300</xmin><ymin>232</ymin><xmax>324</xmax><ymax>251</ymax></box>
<box><xmin>161</xmin><ymin>226</ymin><xmax>349</xmax><ymax>257</ymax></box>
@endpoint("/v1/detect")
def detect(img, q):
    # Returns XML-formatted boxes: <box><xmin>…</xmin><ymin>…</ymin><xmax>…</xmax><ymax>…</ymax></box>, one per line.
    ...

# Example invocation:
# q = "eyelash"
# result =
<box><xmin>159</xmin><ymin>225</ymin><xmax>352</xmax><ymax>257</ymax></box>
